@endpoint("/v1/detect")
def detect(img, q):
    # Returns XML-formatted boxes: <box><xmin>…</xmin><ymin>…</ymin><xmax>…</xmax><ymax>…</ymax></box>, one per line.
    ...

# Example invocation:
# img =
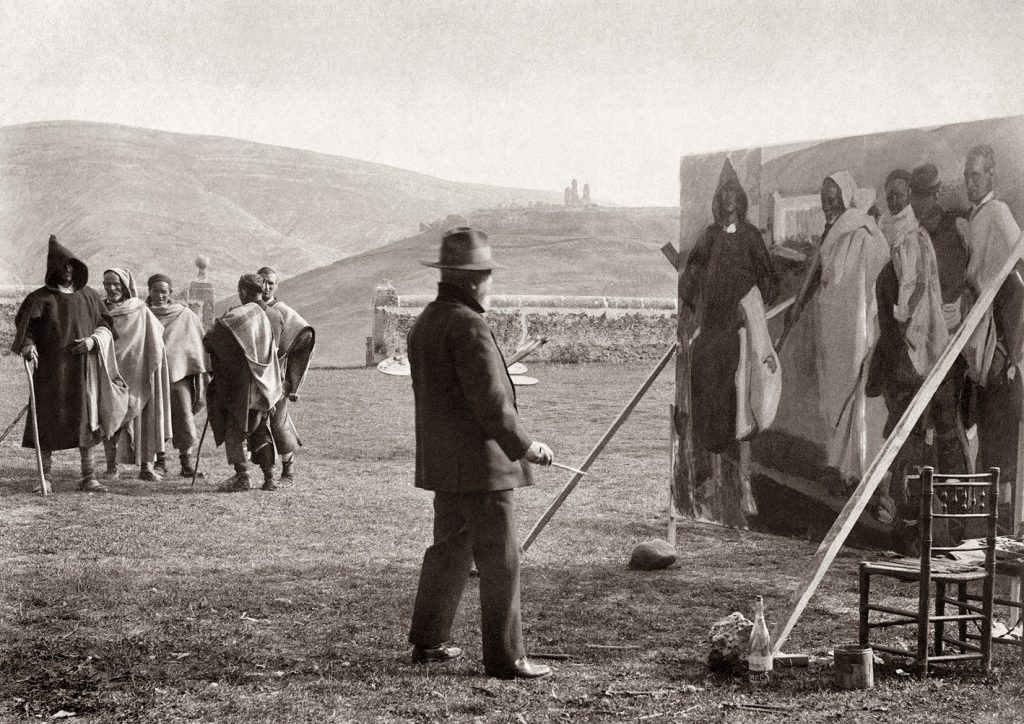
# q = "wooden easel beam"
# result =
<box><xmin>771</xmin><ymin>231</ymin><xmax>1024</xmax><ymax>655</ymax></box>
<box><xmin>522</xmin><ymin>343</ymin><xmax>677</xmax><ymax>553</ymax></box>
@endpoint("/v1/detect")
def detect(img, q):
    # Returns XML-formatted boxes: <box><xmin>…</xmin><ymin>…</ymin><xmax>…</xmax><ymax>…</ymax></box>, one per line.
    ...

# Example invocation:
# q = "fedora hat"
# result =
<box><xmin>911</xmin><ymin>163</ymin><xmax>941</xmax><ymax>196</ymax></box>
<box><xmin>421</xmin><ymin>227</ymin><xmax>505</xmax><ymax>270</ymax></box>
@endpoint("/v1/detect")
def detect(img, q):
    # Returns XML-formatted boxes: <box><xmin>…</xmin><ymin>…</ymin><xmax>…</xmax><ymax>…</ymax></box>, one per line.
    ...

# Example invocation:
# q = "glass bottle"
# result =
<box><xmin>748</xmin><ymin>595</ymin><xmax>773</xmax><ymax>673</ymax></box>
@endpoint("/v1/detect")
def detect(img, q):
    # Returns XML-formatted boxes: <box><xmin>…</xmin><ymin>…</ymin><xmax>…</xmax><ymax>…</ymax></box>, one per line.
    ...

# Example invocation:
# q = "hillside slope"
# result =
<box><xmin>0</xmin><ymin>121</ymin><xmax>563</xmax><ymax>290</ymax></box>
<box><xmin>272</xmin><ymin>206</ymin><xmax>680</xmax><ymax>365</ymax></box>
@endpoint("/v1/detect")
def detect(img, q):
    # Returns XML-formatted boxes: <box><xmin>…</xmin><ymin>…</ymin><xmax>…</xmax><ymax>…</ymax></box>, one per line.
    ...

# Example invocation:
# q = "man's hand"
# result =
<box><xmin>70</xmin><ymin>336</ymin><xmax>96</xmax><ymax>354</ymax></box>
<box><xmin>525</xmin><ymin>441</ymin><xmax>553</xmax><ymax>466</ymax></box>
<box><xmin>21</xmin><ymin>343</ymin><xmax>38</xmax><ymax>366</ymax></box>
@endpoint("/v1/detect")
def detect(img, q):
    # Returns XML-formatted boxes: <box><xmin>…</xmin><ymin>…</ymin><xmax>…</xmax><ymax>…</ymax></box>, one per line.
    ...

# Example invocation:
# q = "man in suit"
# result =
<box><xmin>407</xmin><ymin>227</ymin><xmax>554</xmax><ymax>680</ymax></box>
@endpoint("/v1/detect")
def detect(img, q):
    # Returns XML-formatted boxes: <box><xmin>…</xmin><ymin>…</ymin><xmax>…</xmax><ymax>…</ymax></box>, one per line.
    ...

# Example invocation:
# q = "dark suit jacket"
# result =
<box><xmin>408</xmin><ymin>283</ymin><xmax>533</xmax><ymax>493</ymax></box>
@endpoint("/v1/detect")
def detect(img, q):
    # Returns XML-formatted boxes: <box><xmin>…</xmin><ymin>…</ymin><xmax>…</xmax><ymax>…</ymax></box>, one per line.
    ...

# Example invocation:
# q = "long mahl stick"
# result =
<box><xmin>522</xmin><ymin>342</ymin><xmax>677</xmax><ymax>552</ymax></box>
<box><xmin>23</xmin><ymin>359</ymin><xmax>50</xmax><ymax>496</ymax></box>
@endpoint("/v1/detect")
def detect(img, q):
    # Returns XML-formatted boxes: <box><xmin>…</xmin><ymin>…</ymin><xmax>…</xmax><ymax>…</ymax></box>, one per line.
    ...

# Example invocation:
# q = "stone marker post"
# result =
<box><xmin>188</xmin><ymin>255</ymin><xmax>216</xmax><ymax>330</ymax></box>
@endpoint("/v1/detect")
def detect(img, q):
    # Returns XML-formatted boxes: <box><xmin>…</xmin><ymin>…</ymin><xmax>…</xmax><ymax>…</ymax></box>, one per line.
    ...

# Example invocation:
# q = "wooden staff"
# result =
<box><xmin>522</xmin><ymin>342</ymin><xmax>677</xmax><ymax>552</ymax></box>
<box><xmin>771</xmin><ymin>230</ymin><xmax>1024</xmax><ymax>656</ymax></box>
<box><xmin>191</xmin><ymin>417</ymin><xmax>210</xmax><ymax>488</ymax></box>
<box><xmin>23</xmin><ymin>359</ymin><xmax>50</xmax><ymax>496</ymax></box>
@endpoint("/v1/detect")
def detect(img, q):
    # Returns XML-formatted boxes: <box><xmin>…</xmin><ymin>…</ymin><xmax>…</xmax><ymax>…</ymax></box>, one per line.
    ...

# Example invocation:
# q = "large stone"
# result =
<box><xmin>628</xmin><ymin>539</ymin><xmax>677</xmax><ymax>570</ymax></box>
<box><xmin>707</xmin><ymin>612</ymin><xmax>754</xmax><ymax>672</ymax></box>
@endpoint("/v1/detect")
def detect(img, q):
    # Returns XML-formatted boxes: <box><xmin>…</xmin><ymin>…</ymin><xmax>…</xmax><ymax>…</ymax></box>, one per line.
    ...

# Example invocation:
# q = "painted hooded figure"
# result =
<box><xmin>680</xmin><ymin>168</ymin><xmax>778</xmax><ymax>454</ymax></box>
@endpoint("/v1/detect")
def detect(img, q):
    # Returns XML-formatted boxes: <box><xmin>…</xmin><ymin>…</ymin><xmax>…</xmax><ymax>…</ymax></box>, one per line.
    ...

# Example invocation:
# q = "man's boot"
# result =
<box><xmin>154</xmin><ymin>452</ymin><xmax>168</xmax><ymax>475</ymax></box>
<box><xmin>261</xmin><ymin>466</ymin><xmax>278</xmax><ymax>491</ymax></box>
<box><xmin>100</xmin><ymin>437</ymin><xmax>119</xmax><ymax>481</ymax></box>
<box><xmin>139</xmin><ymin>462</ymin><xmax>163</xmax><ymax>482</ymax></box>
<box><xmin>179</xmin><ymin>451</ymin><xmax>202</xmax><ymax>479</ymax></box>
<box><xmin>280</xmin><ymin>458</ymin><xmax>295</xmax><ymax>486</ymax></box>
<box><xmin>79</xmin><ymin>445</ymin><xmax>108</xmax><ymax>493</ymax></box>
<box><xmin>220</xmin><ymin>465</ymin><xmax>251</xmax><ymax>492</ymax></box>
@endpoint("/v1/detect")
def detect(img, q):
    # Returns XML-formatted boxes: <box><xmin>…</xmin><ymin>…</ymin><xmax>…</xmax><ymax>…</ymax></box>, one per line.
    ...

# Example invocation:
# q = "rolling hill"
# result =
<box><xmin>270</xmin><ymin>206</ymin><xmax>681</xmax><ymax>365</ymax></box>
<box><xmin>0</xmin><ymin>121</ymin><xmax>564</xmax><ymax>291</ymax></box>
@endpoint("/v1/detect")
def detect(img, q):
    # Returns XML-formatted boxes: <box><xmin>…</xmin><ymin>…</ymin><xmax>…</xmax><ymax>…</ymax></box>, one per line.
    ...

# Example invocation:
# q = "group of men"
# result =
<box><xmin>12</xmin><ymin>243</ymin><xmax>315</xmax><ymax>494</ymax></box>
<box><xmin>780</xmin><ymin>144</ymin><xmax>1022</xmax><ymax>523</ymax></box>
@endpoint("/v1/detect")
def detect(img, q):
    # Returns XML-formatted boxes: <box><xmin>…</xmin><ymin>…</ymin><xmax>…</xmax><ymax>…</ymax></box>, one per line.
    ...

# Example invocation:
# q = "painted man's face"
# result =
<box><xmin>885</xmin><ymin>178</ymin><xmax>912</xmax><ymax>216</ymax></box>
<box><xmin>964</xmin><ymin>154</ymin><xmax>994</xmax><ymax>205</ymax></box>
<box><xmin>820</xmin><ymin>178</ymin><xmax>845</xmax><ymax>226</ymax></box>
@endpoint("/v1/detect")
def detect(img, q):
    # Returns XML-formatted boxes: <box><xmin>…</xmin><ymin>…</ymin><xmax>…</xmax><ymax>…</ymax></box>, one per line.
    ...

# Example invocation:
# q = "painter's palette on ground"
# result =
<box><xmin>0</xmin><ymin>358</ymin><xmax>1021</xmax><ymax>722</ymax></box>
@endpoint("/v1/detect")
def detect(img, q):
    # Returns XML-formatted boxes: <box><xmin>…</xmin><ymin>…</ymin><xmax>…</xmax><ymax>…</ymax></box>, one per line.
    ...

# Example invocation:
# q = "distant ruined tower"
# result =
<box><xmin>582</xmin><ymin>183</ymin><xmax>591</xmax><ymax>205</ymax></box>
<box><xmin>570</xmin><ymin>179</ymin><xmax>580</xmax><ymax>205</ymax></box>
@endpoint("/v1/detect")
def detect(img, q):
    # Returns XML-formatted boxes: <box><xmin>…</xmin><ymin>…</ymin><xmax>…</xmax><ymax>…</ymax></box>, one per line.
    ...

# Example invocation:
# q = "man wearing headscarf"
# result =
<box><xmin>680</xmin><ymin>170</ymin><xmax>778</xmax><ymax>455</ymax></box>
<box><xmin>789</xmin><ymin>171</ymin><xmax>890</xmax><ymax>490</ymax></box>
<box><xmin>253</xmin><ymin>266</ymin><xmax>315</xmax><ymax>490</ymax></box>
<box><xmin>958</xmin><ymin>145</ymin><xmax>1024</xmax><ymax>495</ymax></box>
<box><xmin>147</xmin><ymin>273</ymin><xmax>209</xmax><ymax>478</ymax></box>
<box><xmin>101</xmin><ymin>268</ymin><xmax>172</xmax><ymax>482</ymax></box>
<box><xmin>203</xmin><ymin>274</ymin><xmax>284</xmax><ymax>492</ymax></box>
<box><xmin>867</xmin><ymin>169</ymin><xmax>959</xmax><ymax>522</ymax></box>
<box><xmin>11</xmin><ymin>236</ymin><xmax>127</xmax><ymax>493</ymax></box>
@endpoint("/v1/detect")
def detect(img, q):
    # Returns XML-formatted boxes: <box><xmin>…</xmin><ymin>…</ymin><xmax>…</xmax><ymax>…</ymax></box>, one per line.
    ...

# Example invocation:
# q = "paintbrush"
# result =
<box><xmin>551</xmin><ymin>462</ymin><xmax>588</xmax><ymax>476</ymax></box>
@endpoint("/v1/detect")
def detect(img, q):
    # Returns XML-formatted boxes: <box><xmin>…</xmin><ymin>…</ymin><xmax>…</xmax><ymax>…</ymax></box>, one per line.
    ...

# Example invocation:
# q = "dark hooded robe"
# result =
<box><xmin>680</xmin><ymin>179</ymin><xmax>778</xmax><ymax>454</ymax></box>
<box><xmin>11</xmin><ymin>236</ymin><xmax>111</xmax><ymax>450</ymax></box>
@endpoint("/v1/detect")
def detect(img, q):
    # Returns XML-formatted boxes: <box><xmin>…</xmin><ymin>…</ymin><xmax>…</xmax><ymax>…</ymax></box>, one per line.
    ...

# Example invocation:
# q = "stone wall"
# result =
<box><xmin>372</xmin><ymin>286</ymin><xmax>676</xmax><ymax>364</ymax></box>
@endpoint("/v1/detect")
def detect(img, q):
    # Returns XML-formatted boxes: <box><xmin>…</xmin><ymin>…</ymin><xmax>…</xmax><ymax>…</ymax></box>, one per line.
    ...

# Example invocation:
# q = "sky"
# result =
<box><xmin>3</xmin><ymin>0</ymin><xmax>1024</xmax><ymax>206</ymax></box>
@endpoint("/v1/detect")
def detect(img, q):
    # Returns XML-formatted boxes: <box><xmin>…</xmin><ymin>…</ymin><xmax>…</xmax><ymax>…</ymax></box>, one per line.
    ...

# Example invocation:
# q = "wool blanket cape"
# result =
<box><xmin>82</xmin><ymin>326</ymin><xmax>130</xmax><ymax>441</ymax></box>
<box><xmin>267</xmin><ymin>299</ymin><xmax>315</xmax><ymax>394</ymax></box>
<box><xmin>106</xmin><ymin>296</ymin><xmax>172</xmax><ymax>464</ymax></box>
<box><xmin>816</xmin><ymin>202</ymin><xmax>889</xmax><ymax>481</ymax></box>
<box><xmin>151</xmin><ymin>302</ymin><xmax>209</xmax><ymax>414</ymax></box>
<box><xmin>218</xmin><ymin>303</ymin><xmax>283</xmax><ymax>411</ymax></box>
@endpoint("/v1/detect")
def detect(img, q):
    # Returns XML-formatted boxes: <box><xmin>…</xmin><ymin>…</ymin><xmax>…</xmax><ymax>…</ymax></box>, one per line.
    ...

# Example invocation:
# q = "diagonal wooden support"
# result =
<box><xmin>771</xmin><ymin>230</ymin><xmax>1024</xmax><ymax>656</ymax></box>
<box><xmin>522</xmin><ymin>342</ymin><xmax>677</xmax><ymax>553</ymax></box>
<box><xmin>661</xmin><ymin>242</ymin><xmax>680</xmax><ymax>271</ymax></box>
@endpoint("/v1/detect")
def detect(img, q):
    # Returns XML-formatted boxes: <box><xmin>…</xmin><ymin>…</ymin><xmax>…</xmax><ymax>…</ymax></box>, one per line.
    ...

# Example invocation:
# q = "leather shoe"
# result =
<box><xmin>412</xmin><ymin>644</ymin><xmax>463</xmax><ymax>664</ymax></box>
<box><xmin>485</xmin><ymin>658</ymin><xmax>551</xmax><ymax>680</ymax></box>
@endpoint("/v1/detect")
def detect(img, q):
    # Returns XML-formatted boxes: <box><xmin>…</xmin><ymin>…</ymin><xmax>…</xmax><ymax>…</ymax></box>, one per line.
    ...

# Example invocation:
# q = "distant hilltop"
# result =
<box><xmin>0</xmin><ymin>120</ymin><xmax>565</xmax><ymax>291</ymax></box>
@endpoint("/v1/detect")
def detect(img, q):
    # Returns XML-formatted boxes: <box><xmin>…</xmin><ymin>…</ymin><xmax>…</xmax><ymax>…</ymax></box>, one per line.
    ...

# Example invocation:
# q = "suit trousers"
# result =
<box><xmin>408</xmin><ymin>489</ymin><xmax>525</xmax><ymax>669</ymax></box>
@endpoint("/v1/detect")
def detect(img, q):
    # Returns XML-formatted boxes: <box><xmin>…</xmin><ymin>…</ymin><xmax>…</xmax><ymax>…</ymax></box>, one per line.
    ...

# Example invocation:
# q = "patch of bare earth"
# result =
<box><xmin>0</xmin><ymin>357</ymin><xmax>1021</xmax><ymax>722</ymax></box>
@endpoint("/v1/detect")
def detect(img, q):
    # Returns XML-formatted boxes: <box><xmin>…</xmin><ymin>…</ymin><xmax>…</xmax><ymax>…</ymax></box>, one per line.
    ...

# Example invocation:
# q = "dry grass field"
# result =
<box><xmin>1</xmin><ymin>357</ymin><xmax>1022</xmax><ymax>723</ymax></box>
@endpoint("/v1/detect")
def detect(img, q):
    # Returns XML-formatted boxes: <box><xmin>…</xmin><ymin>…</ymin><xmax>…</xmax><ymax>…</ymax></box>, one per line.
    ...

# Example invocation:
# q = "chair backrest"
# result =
<box><xmin>911</xmin><ymin>466</ymin><xmax>1000</xmax><ymax>574</ymax></box>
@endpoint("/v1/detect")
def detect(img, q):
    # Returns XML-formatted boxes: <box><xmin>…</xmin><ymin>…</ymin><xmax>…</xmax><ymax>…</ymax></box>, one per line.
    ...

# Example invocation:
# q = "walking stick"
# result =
<box><xmin>192</xmin><ymin>417</ymin><xmax>210</xmax><ymax>488</ymax></box>
<box><xmin>0</xmin><ymin>404</ymin><xmax>29</xmax><ymax>445</ymax></box>
<box><xmin>521</xmin><ymin>342</ymin><xmax>677</xmax><ymax>553</ymax></box>
<box><xmin>23</xmin><ymin>359</ymin><xmax>50</xmax><ymax>496</ymax></box>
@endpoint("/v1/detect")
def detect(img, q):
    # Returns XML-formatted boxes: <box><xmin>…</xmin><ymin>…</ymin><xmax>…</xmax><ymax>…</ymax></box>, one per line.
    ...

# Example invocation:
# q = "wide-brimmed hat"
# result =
<box><xmin>421</xmin><ymin>227</ymin><xmax>505</xmax><ymax>270</ymax></box>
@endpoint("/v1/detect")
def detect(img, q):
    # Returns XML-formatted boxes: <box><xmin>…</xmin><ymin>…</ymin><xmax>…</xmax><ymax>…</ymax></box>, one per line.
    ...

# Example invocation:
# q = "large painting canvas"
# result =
<box><xmin>674</xmin><ymin>115</ymin><xmax>1024</xmax><ymax>533</ymax></box>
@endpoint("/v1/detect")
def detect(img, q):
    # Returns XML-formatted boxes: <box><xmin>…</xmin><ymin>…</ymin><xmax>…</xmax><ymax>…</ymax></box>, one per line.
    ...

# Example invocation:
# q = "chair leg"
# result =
<box><xmin>934</xmin><ymin>580</ymin><xmax>946</xmax><ymax>656</ymax></box>
<box><xmin>981</xmin><ymin>572</ymin><xmax>995</xmax><ymax>673</ymax></box>
<box><xmin>859</xmin><ymin>564</ymin><xmax>870</xmax><ymax>648</ymax></box>
<box><xmin>957</xmin><ymin>583</ymin><xmax>968</xmax><ymax>645</ymax></box>
<box><xmin>917</xmin><ymin>565</ymin><xmax>931</xmax><ymax>679</ymax></box>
